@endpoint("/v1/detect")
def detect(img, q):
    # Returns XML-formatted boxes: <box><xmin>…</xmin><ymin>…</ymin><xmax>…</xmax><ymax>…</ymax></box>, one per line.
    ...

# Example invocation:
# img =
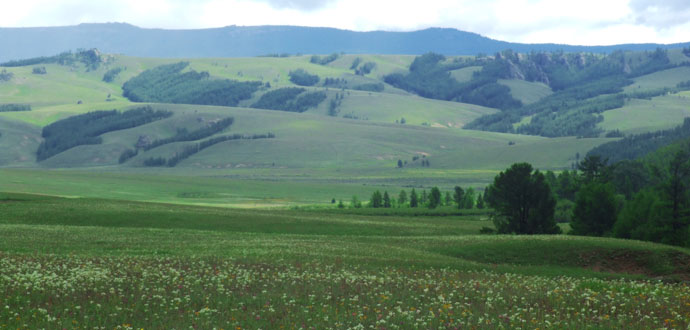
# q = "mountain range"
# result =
<box><xmin>2</xmin><ymin>23</ymin><xmax>690</xmax><ymax>62</ymax></box>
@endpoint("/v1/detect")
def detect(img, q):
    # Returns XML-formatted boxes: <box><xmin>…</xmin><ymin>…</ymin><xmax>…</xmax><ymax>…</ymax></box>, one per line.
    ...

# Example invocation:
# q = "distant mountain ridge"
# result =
<box><xmin>1</xmin><ymin>23</ymin><xmax>689</xmax><ymax>62</ymax></box>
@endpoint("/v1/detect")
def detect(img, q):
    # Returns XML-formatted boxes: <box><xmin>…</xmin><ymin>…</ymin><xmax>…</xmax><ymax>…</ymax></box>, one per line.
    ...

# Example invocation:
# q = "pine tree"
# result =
<box><xmin>410</xmin><ymin>189</ymin><xmax>419</xmax><ymax>208</ymax></box>
<box><xmin>398</xmin><ymin>190</ymin><xmax>408</xmax><ymax>207</ymax></box>
<box><xmin>383</xmin><ymin>191</ymin><xmax>391</xmax><ymax>208</ymax></box>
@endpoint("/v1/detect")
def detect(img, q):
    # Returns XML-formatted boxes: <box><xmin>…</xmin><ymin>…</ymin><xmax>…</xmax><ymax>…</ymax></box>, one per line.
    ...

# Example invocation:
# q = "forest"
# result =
<box><xmin>122</xmin><ymin>62</ymin><xmax>262</xmax><ymax>106</ymax></box>
<box><xmin>251</xmin><ymin>88</ymin><xmax>327</xmax><ymax>112</ymax></box>
<box><xmin>37</xmin><ymin>107</ymin><xmax>172</xmax><ymax>161</ymax></box>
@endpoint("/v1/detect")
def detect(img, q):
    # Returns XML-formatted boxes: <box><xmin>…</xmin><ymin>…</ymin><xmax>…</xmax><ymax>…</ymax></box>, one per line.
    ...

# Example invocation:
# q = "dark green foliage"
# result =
<box><xmin>37</xmin><ymin>107</ymin><xmax>172</xmax><ymax>161</ymax></box>
<box><xmin>555</xmin><ymin>170</ymin><xmax>579</xmax><ymax>201</ymax></box>
<box><xmin>118</xmin><ymin>148</ymin><xmax>138</xmax><ymax>164</ymax></box>
<box><xmin>252</xmin><ymin>88</ymin><xmax>305</xmax><ymax>110</ymax></box>
<box><xmin>384</xmin><ymin>52</ymin><xmax>521</xmax><ymax>110</ymax></box>
<box><xmin>398</xmin><ymin>190</ymin><xmax>407</xmax><ymax>206</ymax></box>
<box><xmin>350</xmin><ymin>57</ymin><xmax>362</xmax><ymax>70</ymax></box>
<box><xmin>487</xmin><ymin>163</ymin><xmax>561</xmax><ymax>234</ymax></box>
<box><xmin>655</xmin><ymin>149</ymin><xmax>690</xmax><ymax>246</ymax></box>
<box><xmin>609</xmin><ymin>160</ymin><xmax>650</xmax><ymax>200</ymax></box>
<box><xmin>0</xmin><ymin>69</ymin><xmax>13</xmax><ymax>81</ymax></box>
<box><xmin>0</xmin><ymin>104</ymin><xmax>31</xmax><ymax>112</ymax></box>
<box><xmin>352</xmin><ymin>83</ymin><xmax>384</xmax><ymax>92</ymax></box>
<box><xmin>370</xmin><ymin>190</ymin><xmax>383</xmax><ymax>208</ymax></box>
<box><xmin>420</xmin><ymin>190</ymin><xmax>428</xmax><ymax>206</ymax></box>
<box><xmin>292</xmin><ymin>91</ymin><xmax>327</xmax><ymax>112</ymax></box>
<box><xmin>554</xmin><ymin>199</ymin><xmax>574</xmax><ymax>223</ymax></box>
<box><xmin>462</xmin><ymin>187</ymin><xmax>475</xmax><ymax>209</ymax></box>
<box><xmin>453</xmin><ymin>186</ymin><xmax>464</xmax><ymax>209</ymax></box>
<box><xmin>122</xmin><ymin>62</ymin><xmax>261</xmax><ymax>106</ymax></box>
<box><xmin>570</xmin><ymin>183</ymin><xmax>618</xmax><ymax>236</ymax></box>
<box><xmin>351</xmin><ymin>195</ymin><xmax>362</xmax><ymax>208</ymax></box>
<box><xmin>409</xmin><ymin>189</ymin><xmax>418</xmax><ymax>208</ymax></box>
<box><xmin>588</xmin><ymin>118</ymin><xmax>690</xmax><ymax>163</ymax></box>
<box><xmin>444</xmin><ymin>192</ymin><xmax>452</xmax><ymax>206</ymax></box>
<box><xmin>355</xmin><ymin>62</ymin><xmax>376</xmax><ymax>75</ymax></box>
<box><xmin>103</xmin><ymin>67</ymin><xmax>123</xmax><ymax>82</ymax></box>
<box><xmin>383</xmin><ymin>191</ymin><xmax>391</xmax><ymax>208</ymax></box>
<box><xmin>428</xmin><ymin>187</ymin><xmax>441</xmax><ymax>209</ymax></box>
<box><xmin>144</xmin><ymin>117</ymin><xmax>234</xmax><ymax>151</ymax></box>
<box><xmin>32</xmin><ymin>66</ymin><xmax>46</xmax><ymax>74</ymax></box>
<box><xmin>613</xmin><ymin>189</ymin><xmax>667</xmax><ymax>241</ymax></box>
<box><xmin>323</xmin><ymin>78</ymin><xmax>347</xmax><ymax>88</ymax></box>
<box><xmin>288</xmin><ymin>69</ymin><xmax>319</xmax><ymax>86</ymax></box>
<box><xmin>578</xmin><ymin>155</ymin><xmax>609</xmax><ymax>184</ymax></box>
<box><xmin>310</xmin><ymin>53</ymin><xmax>340</xmax><ymax>65</ymax></box>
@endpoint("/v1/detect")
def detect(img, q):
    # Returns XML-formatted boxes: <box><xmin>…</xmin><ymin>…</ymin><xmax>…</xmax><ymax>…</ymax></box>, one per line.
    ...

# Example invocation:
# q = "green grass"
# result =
<box><xmin>498</xmin><ymin>79</ymin><xmax>553</xmax><ymax>105</ymax></box>
<box><xmin>449</xmin><ymin>66</ymin><xmax>482</xmax><ymax>82</ymax></box>
<box><xmin>624</xmin><ymin>66</ymin><xmax>690</xmax><ymax>93</ymax></box>
<box><xmin>599</xmin><ymin>93</ymin><xmax>690</xmax><ymax>134</ymax></box>
<box><xmin>1</xmin><ymin>193</ymin><xmax>689</xmax><ymax>328</ymax></box>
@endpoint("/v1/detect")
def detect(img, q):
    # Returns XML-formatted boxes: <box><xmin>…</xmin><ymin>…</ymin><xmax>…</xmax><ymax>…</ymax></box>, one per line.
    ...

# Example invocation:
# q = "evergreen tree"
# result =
<box><xmin>463</xmin><ymin>187</ymin><xmax>475</xmax><ymax>209</ymax></box>
<box><xmin>370</xmin><ymin>190</ymin><xmax>383</xmax><ymax>208</ymax></box>
<box><xmin>337</xmin><ymin>200</ymin><xmax>345</xmax><ymax>208</ymax></box>
<box><xmin>397</xmin><ymin>159</ymin><xmax>403</xmax><ymax>168</ymax></box>
<box><xmin>428</xmin><ymin>187</ymin><xmax>441</xmax><ymax>209</ymax></box>
<box><xmin>398</xmin><ymin>189</ymin><xmax>408</xmax><ymax>207</ymax></box>
<box><xmin>453</xmin><ymin>186</ymin><xmax>465</xmax><ymax>209</ymax></box>
<box><xmin>444</xmin><ymin>192</ymin><xmax>452</xmax><ymax>206</ymax></box>
<box><xmin>410</xmin><ymin>189</ymin><xmax>419</xmax><ymax>208</ymax></box>
<box><xmin>487</xmin><ymin>163</ymin><xmax>561</xmax><ymax>234</ymax></box>
<box><xmin>570</xmin><ymin>182</ymin><xmax>618</xmax><ymax>236</ymax></box>
<box><xmin>383</xmin><ymin>191</ymin><xmax>391</xmax><ymax>208</ymax></box>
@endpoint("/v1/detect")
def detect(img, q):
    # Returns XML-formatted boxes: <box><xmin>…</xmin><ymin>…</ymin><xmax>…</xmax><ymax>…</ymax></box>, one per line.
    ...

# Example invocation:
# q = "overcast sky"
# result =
<box><xmin>1</xmin><ymin>0</ymin><xmax>689</xmax><ymax>45</ymax></box>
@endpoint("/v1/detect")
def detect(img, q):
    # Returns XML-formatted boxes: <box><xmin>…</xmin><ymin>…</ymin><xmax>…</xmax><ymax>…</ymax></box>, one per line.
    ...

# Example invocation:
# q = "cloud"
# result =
<box><xmin>629</xmin><ymin>0</ymin><xmax>690</xmax><ymax>29</ymax></box>
<box><xmin>254</xmin><ymin>0</ymin><xmax>337</xmax><ymax>11</ymax></box>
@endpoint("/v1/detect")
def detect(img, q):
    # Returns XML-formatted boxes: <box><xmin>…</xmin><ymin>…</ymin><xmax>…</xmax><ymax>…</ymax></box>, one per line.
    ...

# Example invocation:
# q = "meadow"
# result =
<box><xmin>1</xmin><ymin>193</ymin><xmax>689</xmax><ymax>328</ymax></box>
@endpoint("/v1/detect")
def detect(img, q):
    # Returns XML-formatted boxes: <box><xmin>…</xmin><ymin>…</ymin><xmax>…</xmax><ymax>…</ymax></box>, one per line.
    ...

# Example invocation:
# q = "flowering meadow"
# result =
<box><xmin>2</xmin><ymin>253</ymin><xmax>689</xmax><ymax>329</ymax></box>
<box><xmin>1</xmin><ymin>194</ymin><xmax>690</xmax><ymax>328</ymax></box>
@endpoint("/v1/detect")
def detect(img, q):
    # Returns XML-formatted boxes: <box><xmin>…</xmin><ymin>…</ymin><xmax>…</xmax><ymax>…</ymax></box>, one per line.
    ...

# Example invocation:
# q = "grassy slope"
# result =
<box><xmin>1</xmin><ymin>193</ymin><xmax>688</xmax><ymax>280</ymax></box>
<box><xmin>498</xmin><ymin>79</ymin><xmax>553</xmax><ymax>105</ymax></box>
<box><xmin>623</xmin><ymin>66</ymin><xmax>690</xmax><ymax>92</ymax></box>
<box><xmin>600</xmin><ymin>91</ymin><xmax>690</xmax><ymax>134</ymax></box>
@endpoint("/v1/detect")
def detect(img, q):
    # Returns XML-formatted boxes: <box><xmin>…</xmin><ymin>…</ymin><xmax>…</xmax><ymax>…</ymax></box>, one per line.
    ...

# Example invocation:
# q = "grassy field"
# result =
<box><xmin>1</xmin><ymin>192</ymin><xmax>689</xmax><ymax>328</ymax></box>
<box><xmin>498</xmin><ymin>79</ymin><xmax>553</xmax><ymax>105</ymax></box>
<box><xmin>599</xmin><ymin>92</ymin><xmax>690</xmax><ymax>134</ymax></box>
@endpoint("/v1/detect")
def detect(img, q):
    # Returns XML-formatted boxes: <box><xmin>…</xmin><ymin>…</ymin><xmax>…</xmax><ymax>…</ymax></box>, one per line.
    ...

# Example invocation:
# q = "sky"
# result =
<box><xmin>1</xmin><ymin>0</ymin><xmax>689</xmax><ymax>45</ymax></box>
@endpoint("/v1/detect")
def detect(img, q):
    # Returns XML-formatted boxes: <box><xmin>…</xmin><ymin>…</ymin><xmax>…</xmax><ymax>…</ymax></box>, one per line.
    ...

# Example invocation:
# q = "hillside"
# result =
<box><xmin>2</xmin><ymin>23</ymin><xmax>690</xmax><ymax>62</ymax></box>
<box><xmin>1</xmin><ymin>48</ymin><xmax>689</xmax><ymax>189</ymax></box>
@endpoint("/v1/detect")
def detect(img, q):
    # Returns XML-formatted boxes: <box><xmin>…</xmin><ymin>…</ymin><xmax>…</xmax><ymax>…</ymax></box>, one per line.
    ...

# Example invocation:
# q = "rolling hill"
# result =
<box><xmin>1</xmin><ymin>48</ymin><xmax>689</xmax><ymax>196</ymax></box>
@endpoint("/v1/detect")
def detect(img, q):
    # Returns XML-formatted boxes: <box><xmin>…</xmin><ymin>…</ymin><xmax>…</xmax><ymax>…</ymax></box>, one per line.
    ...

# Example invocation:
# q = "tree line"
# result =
<box><xmin>336</xmin><ymin>186</ymin><xmax>485</xmax><ymax>210</ymax></box>
<box><xmin>141</xmin><ymin>133</ymin><xmax>275</xmax><ymax>167</ymax></box>
<box><xmin>37</xmin><ymin>106</ymin><xmax>172</xmax><ymax>161</ymax></box>
<box><xmin>482</xmin><ymin>142</ymin><xmax>690</xmax><ymax>247</ymax></box>
<box><xmin>0</xmin><ymin>104</ymin><xmax>31</xmax><ymax>112</ymax></box>
<box><xmin>251</xmin><ymin>88</ymin><xmax>327</xmax><ymax>113</ymax></box>
<box><xmin>122</xmin><ymin>62</ymin><xmax>262</xmax><ymax>107</ymax></box>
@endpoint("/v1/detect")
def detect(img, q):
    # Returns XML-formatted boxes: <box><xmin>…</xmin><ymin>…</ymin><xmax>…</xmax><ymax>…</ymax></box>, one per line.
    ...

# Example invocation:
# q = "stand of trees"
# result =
<box><xmin>310</xmin><ymin>53</ymin><xmax>340</xmax><ymax>65</ymax></box>
<box><xmin>251</xmin><ymin>88</ymin><xmax>326</xmax><ymax>113</ymax></box>
<box><xmin>588</xmin><ymin>118</ymin><xmax>690</xmax><ymax>163</ymax></box>
<box><xmin>37</xmin><ymin>107</ymin><xmax>172</xmax><ymax>161</ymax></box>
<box><xmin>1</xmin><ymin>49</ymin><xmax>103</xmax><ymax>70</ymax></box>
<box><xmin>122</xmin><ymin>62</ymin><xmax>261</xmax><ymax>106</ymax></box>
<box><xmin>0</xmin><ymin>69</ymin><xmax>13</xmax><ymax>82</ymax></box>
<box><xmin>143</xmin><ymin>117</ymin><xmax>234</xmax><ymax>151</ymax></box>
<box><xmin>0</xmin><ymin>104</ymin><xmax>31</xmax><ymax>112</ymax></box>
<box><xmin>288</xmin><ymin>69</ymin><xmax>320</xmax><ymax>86</ymax></box>
<box><xmin>142</xmin><ymin>132</ymin><xmax>275</xmax><ymax>167</ymax></box>
<box><xmin>102</xmin><ymin>67</ymin><xmax>124</xmax><ymax>82</ymax></box>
